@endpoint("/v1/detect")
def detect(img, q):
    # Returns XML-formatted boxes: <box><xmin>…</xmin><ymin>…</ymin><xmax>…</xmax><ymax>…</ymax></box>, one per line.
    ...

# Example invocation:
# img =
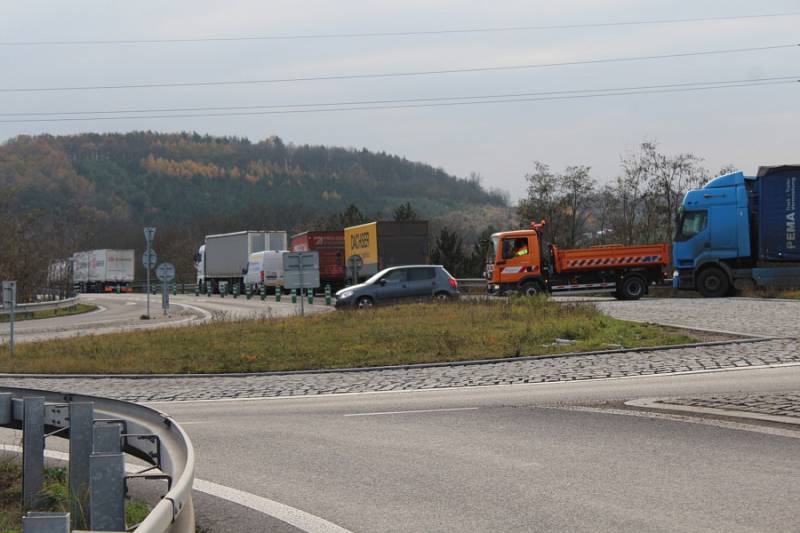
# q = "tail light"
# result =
<box><xmin>448</xmin><ymin>278</ymin><xmax>458</xmax><ymax>289</ymax></box>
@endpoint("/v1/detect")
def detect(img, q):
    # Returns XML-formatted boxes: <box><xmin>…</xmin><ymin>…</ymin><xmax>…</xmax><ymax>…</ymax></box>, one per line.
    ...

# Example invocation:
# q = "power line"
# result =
<box><xmin>0</xmin><ymin>79</ymin><xmax>794</xmax><ymax>124</ymax></box>
<box><xmin>1</xmin><ymin>75</ymin><xmax>796</xmax><ymax>117</ymax></box>
<box><xmin>2</xmin><ymin>12</ymin><xmax>799</xmax><ymax>46</ymax></box>
<box><xmin>1</xmin><ymin>43</ymin><xmax>796</xmax><ymax>93</ymax></box>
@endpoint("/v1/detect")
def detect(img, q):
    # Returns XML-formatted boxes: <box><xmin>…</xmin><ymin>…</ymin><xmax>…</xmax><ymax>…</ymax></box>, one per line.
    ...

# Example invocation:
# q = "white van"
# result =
<box><xmin>245</xmin><ymin>250</ymin><xmax>287</xmax><ymax>289</ymax></box>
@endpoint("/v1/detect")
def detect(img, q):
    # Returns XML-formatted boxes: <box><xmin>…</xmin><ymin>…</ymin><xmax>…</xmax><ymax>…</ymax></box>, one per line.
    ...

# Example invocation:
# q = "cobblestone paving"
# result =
<box><xmin>1</xmin><ymin>338</ymin><xmax>797</xmax><ymax>402</ymax></box>
<box><xmin>595</xmin><ymin>297</ymin><xmax>800</xmax><ymax>337</ymax></box>
<box><xmin>1</xmin><ymin>298</ymin><xmax>797</xmax><ymax>403</ymax></box>
<box><xmin>660</xmin><ymin>393</ymin><xmax>800</xmax><ymax>419</ymax></box>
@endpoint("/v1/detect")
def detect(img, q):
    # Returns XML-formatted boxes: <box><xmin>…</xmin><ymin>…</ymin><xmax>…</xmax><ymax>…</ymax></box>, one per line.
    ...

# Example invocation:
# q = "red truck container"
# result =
<box><xmin>290</xmin><ymin>231</ymin><xmax>346</xmax><ymax>285</ymax></box>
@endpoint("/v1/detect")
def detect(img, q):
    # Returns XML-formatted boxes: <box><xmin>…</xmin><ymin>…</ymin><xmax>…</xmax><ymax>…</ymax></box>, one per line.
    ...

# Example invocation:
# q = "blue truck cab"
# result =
<box><xmin>674</xmin><ymin>165</ymin><xmax>800</xmax><ymax>296</ymax></box>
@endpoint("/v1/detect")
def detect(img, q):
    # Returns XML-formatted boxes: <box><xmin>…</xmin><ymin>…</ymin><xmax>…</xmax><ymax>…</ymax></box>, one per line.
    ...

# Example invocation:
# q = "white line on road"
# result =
<box><xmin>343</xmin><ymin>407</ymin><xmax>479</xmax><ymax>417</ymax></box>
<box><xmin>193</xmin><ymin>478</ymin><xmax>353</xmax><ymax>533</ymax></box>
<box><xmin>0</xmin><ymin>444</ymin><xmax>354</xmax><ymax>533</ymax></box>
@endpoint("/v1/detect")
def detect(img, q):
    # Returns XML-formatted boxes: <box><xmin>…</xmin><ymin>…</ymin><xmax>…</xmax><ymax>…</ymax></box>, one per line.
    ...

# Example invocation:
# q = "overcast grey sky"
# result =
<box><xmin>1</xmin><ymin>1</ymin><xmax>798</xmax><ymax>199</ymax></box>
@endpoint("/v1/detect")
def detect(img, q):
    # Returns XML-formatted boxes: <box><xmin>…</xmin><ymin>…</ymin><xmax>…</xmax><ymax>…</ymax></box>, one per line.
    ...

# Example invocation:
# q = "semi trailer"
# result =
<box><xmin>195</xmin><ymin>231</ymin><xmax>287</xmax><ymax>293</ymax></box>
<box><xmin>343</xmin><ymin>221</ymin><xmax>429</xmax><ymax>282</ymax></box>
<box><xmin>487</xmin><ymin>221</ymin><xmax>669</xmax><ymax>300</ymax></box>
<box><xmin>71</xmin><ymin>249</ymin><xmax>135</xmax><ymax>292</ymax></box>
<box><xmin>290</xmin><ymin>231</ymin><xmax>346</xmax><ymax>286</ymax></box>
<box><xmin>674</xmin><ymin>165</ymin><xmax>800</xmax><ymax>296</ymax></box>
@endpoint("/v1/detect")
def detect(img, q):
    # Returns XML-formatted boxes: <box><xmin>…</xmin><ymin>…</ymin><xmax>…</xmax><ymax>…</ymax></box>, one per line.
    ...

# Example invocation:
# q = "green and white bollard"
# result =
<box><xmin>290</xmin><ymin>289</ymin><xmax>296</xmax><ymax>304</ymax></box>
<box><xmin>206</xmin><ymin>283</ymin><xmax>212</xmax><ymax>297</ymax></box>
<box><xmin>307</xmin><ymin>289</ymin><xmax>314</xmax><ymax>305</ymax></box>
<box><xmin>233</xmin><ymin>283</ymin><xmax>239</xmax><ymax>299</ymax></box>
<box><xmin>260</xmin><ymin>284</ymin><xmax>266</xmax><ymax>301</ymax></box>
<box><xmin>195</xmin><ymin>285</ymin><xmax>200</xmax><ymax>297</ymax></box>
<box><xmin>172</xmin><ymin>284</ymin><xmax>177</xmax><ymax>296</ymax></box>
<box><xmin>246</xmin><ymin>284</ymin><xmax>252</xmax><ymax>300</ymax></box>
<box><xmin>325</xmin><ymin>284</ymin><xmax>332</xmax><ymax>306</ymax></box>
<box><xmin>219</xmin><ymin>281</ymin><xmax>226</xmax><ymax>298</ymax></box>
<box><xmin>275</xmin><ymin>287</ymin><xmax>281</xmax><ymax>302</ymax></box>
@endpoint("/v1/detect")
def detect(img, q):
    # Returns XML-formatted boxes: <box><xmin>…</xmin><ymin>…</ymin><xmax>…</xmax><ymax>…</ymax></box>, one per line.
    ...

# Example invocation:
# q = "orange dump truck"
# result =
<box><xmin>487</xmin><ymin>222</ymin><xmax>670</xmax><ymax>300</ymax></box>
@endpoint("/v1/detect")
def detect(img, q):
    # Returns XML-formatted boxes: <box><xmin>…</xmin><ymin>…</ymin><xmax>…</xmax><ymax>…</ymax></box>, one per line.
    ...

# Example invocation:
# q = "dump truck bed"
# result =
<box><xmin>553</xmin><ymin>244</ymin><xmax>670</xmax><ymax>273</ymax></box>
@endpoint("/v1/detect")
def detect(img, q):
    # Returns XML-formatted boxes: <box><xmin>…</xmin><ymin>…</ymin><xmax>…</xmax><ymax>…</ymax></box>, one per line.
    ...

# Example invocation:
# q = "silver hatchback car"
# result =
<box><xmin>335</xmin><ymin>265</ymin><xmax>459</xmax><ymax>308</ymax></box>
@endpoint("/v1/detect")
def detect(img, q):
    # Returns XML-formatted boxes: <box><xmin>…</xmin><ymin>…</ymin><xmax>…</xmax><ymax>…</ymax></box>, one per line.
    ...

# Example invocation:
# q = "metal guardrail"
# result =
<box><xmin>0</xmin><ymin>386</ymin><xmax>195</xmax><ymax>533</ymax></box>
<box><xmin>0</xmin><ymin>297</ymin><xmax>79</xmax><ymax>317</ymax></box>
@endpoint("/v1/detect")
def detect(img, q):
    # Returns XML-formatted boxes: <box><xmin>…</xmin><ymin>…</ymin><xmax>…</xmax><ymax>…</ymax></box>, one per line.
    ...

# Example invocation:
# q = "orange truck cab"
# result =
<box><xmin>487</xmin><ymin>221</ymin><xmax>670</xmax><ymax>300</ymax></box>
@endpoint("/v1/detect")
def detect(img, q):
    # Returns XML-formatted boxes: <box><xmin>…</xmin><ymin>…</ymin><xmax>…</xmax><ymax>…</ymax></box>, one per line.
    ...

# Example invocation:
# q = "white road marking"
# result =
<box><xmin>0</xmin><ymin>444</ymin><xmax>354</xmax><ymax>533</ymax></box>
<box><xmin>343</xmin><ymin>407</ymin><xmax>479</xmax><ymax>417</ymax></box>
<box><xmin>193</xmin><ymin>478</ymin><xmax>353</xmax><ymax>533</ymax></box>
<box><xmin>551</xmin><ymin>406</ymin><xmax>800</xmax><ymax>440</ymax></box>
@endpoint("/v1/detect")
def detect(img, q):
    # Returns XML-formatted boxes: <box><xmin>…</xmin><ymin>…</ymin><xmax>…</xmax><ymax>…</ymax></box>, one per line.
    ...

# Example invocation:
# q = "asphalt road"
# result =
<box><xmin>0</xmin><ymin>292</ymin><xmax>331</xmax><ymax>343</ymax></box>
<box><xmin>158</xmin><ymin>366</ymin><xmax>800</xmax><ymax>533</ymax></box>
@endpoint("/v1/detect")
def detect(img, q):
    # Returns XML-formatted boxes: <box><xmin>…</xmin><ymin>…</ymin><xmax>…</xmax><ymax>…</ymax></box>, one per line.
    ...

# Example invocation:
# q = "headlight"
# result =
<box><xmin>338</xmin><ymin>290</ymin><xmax>354</xmax><ymax>299</ymax></box>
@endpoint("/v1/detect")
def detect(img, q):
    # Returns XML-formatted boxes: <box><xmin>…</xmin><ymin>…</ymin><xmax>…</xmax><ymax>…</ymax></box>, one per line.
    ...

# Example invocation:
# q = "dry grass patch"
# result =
<box><xmin>0</xmin><ymin>298</ymin><xmax>695</xmax><ymax>374</ymax></box>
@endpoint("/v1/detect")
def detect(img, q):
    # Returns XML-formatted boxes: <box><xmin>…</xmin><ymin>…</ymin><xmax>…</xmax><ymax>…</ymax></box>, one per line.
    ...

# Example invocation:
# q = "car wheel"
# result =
<box><xmin>434</xmin><ymin>291</ymin><xmax>451</xmax><ymax>301</ymax></box>
<box><xmin>619</xmin><ymin>275</ymin><xmax>646</xmax><ymax>300</ymax></box>
<box><xmin>696</xmin><ymin>267</ymin><xmax>730</xmax><ymax>298</ymax></box>
<box><xmin>356</xmin><ymin>296</ymin><xmax>374</xmax><ymax>309</ymax></box>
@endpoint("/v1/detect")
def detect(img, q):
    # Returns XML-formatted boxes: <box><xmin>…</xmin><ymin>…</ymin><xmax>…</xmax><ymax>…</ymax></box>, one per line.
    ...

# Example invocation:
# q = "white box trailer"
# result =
<box><xmin>196</xmin><ymin>231</ymin><xmax>288</xmax><ymax>293</ymax></box>
<box><xmin>71</xmin><ymin>249</ymin><xmax>134</xmax><ymax>292</ymax></box>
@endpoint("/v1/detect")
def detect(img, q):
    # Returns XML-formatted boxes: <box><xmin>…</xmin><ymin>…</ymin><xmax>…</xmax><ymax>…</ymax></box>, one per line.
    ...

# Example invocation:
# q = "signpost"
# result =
<box><xmin>348</xmin><ymin>255</ymin><xmax>363</xmax><ymax>285</ymax></box>
<box><xmin>156</xmin><ymin>263</ymin><xmax>176</xmax><ymax>315</ymax></box>
<box><xmin>2</xmin><ymin>281</ymin><xmax>16</xmax><ymax>356</ymax></box>
<box><xmin>143</xmin><ymin>227</ymin><xmax>156</xmax><ymax>319</ymax></box>
<box><xmin>283</xmin><ymin>252</ymin><xmax>320</xmax><ymax>316</ymax></box>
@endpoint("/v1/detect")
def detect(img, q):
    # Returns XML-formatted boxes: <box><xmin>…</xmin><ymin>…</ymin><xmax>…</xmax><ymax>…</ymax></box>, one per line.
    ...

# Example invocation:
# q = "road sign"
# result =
<box><xmin>283</xmin><ymin>270</ymin><xmax>320</xmax><ymax>290</ymax></box>
<box><xmin>155</xmin><ymin>263</ymin><xmax>176</xmax><ymax>282</ymax></box>
<box><xmin>1</xmin><ymin>281</ymin><xmax>16</xmax><ymax>310</ymax></box>
<box><xmin>347</xmin><ymin>255</ymin><xmax>363</xmax><ymax>270</ymax></box>
<box><xmin>142</xmin><ymin>250</ymin><xmax>157</xmax><ymax>270</ymax></box>
<box><xmin>144</xmin><ymin>227</ymin><xmax>156</xmax><ymax>244</ymax></box>
<box><xmin>283</xmin><ymin>251</ymin><xmax>320</xmax><ymax>271</ymax></box>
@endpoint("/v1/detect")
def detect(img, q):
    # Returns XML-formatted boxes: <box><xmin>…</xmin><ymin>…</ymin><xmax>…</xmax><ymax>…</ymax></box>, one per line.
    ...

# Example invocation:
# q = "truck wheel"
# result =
<box><xmin>619</xmin><ymin>275</ymin><xmax>646</xmax><ymax>300</ymax></box>
<box><xmin>696</xmin><ymin>267</ymin><xmax>730</xmax><ymax>298</ymax></box>
<box><xmin>520</xmin><ymin>282</ymin><xmax>541</xmax><ymax>297</ymax></box>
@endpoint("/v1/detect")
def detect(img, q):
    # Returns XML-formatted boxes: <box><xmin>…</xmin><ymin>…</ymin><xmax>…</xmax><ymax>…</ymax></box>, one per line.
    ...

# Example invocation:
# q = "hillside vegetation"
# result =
<box><xmin>0</xmin><ymin>132</ymin><xmax>508</xmax><ymax>296</ymax></box>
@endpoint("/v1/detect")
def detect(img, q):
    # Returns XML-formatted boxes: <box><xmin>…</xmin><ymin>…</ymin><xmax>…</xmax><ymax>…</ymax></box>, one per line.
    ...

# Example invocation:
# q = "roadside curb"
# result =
<box><xmin>625</xmin><ymin>397</ymin><xmax>800</xmax><ymax>427</ymax></box>
<box><xmin>0</xmin><ymin>335</ymin><xmax>787</xmax><ymax>380</ymax></box>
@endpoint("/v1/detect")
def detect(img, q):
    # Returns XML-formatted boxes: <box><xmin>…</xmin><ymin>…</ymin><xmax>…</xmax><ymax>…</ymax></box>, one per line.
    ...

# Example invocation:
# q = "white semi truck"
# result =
<box><xmin>71</xmin><ymin>249</ymin><xmax>135</xmax><ymax>292</ymax></box>
<box><xmin>195</xmin><ymin>231</ymin><xmax>287</xmax><ymax>293</ymax></box>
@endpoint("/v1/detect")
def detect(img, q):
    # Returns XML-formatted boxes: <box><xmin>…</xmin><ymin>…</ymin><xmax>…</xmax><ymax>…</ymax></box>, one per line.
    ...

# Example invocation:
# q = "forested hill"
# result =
<box><xmin>1</xmin><ymin>132</ymin><xmax>506</xmax><ymax>228</ymax></box>
<box><xmin>0</xmin><ymin>132</ymin><xmax>510</xmax><ymax>292</ymax></box>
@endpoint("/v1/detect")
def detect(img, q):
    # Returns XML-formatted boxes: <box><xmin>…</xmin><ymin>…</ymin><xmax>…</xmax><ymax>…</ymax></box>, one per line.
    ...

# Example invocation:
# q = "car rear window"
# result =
<box><xmin>407</xmin><ymin>267</ymin><xmax>435</xmax><ymax>281</ymax></box>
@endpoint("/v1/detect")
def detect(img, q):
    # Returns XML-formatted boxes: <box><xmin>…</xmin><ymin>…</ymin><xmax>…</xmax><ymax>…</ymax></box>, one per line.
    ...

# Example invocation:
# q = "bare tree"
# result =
<box><xmin>559</xmin><ymin>165</ymin><xmax>596</xmax><ymax>248</ymax></box>
<box><xmin>517</xmin><ymin>162</ymin><xmax>566</xmax><ymax>244</ymax></box>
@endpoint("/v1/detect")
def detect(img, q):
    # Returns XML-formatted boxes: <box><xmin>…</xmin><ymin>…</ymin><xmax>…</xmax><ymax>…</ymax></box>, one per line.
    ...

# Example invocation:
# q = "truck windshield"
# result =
<box><xmin>490</xmin><ymin>236</ymin><xmax>500</xmax><ymax>262</ymax></box>
<box><xmin>675</xmin><ymin>210</ymin><xmax>708</xmax><ymax>241</ymax></box>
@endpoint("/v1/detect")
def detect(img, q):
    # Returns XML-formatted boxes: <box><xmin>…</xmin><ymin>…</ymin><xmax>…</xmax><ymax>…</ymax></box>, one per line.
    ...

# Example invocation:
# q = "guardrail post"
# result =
<box><xmin>90</xmin><ymin>422</ymin><xmax>124</xmax><ymax>531</ymax></box>
<box><xmin>22</xmin><ymin>512</ymin><xmax>70</xmax><ymax>532</ymax></box>
<box><xmin>22</xmin><ymin>396</ymin><xmax>45</xmax><ymax>511</ymax></box>
<box><xmin>93</xmin><ymin>423</ymin><xmax>122</xmax><ymax>453</ymax></box>
<box><xmin>0</xmin><ymin>392</ymin><xmax>11</xmax><ymax>424</ymax></box>
<box><xmin>69</xmin><ymin>402</ymin><xmax>94</xmax><ymax>530</ymax></box>
<box><xmin>89</xmin><ymin>452</ymin><xmax>125</xmax><ymax>531</ymax></box>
